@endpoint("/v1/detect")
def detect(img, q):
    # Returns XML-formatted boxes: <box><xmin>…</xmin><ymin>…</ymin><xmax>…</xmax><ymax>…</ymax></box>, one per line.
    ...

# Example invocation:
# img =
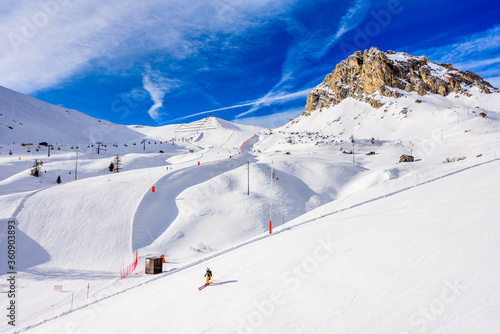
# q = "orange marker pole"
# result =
<box><xmin>269</xmin><ymin>220</ymin><xmax>272</xmax><ymax>234</ymax></box>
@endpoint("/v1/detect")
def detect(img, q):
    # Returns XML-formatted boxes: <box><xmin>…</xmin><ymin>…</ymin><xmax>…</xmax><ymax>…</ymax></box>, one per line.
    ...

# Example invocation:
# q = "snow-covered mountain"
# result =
<box><xmin>1</xmin><ymin>50</ymin><xmax>500</xmax><ymax>333</ymax></box>
<box><xmin>0</xmin><ymin>85</ymin><xmax>143</xmax><ymax>144</ymax></box>
<box><xmin>260</xmin><ymin>48</ymin><xmax>500</xmax><ymax>148</ymax></box>
<box><xmin>304</xmin><ymin>46</ymin><xmax>498</xmax><ymax>114</ymax></box>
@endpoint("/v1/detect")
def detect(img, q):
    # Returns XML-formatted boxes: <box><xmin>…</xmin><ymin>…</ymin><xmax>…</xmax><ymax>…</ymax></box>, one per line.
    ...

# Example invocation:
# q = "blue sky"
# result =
<box><xmin>1</xmin><ymin>0</ymin><xmax>499</xmax><ymax>127</ymax></box>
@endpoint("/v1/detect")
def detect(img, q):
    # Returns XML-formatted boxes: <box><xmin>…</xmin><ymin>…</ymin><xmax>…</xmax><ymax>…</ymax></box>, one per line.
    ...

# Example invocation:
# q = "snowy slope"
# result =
<box><xmin>133</xmin><ymin>153</ymin><xmax>365</xmax><ymax>263</ymax></box>
<box><xmin>1</xmin><ymin>79</ymin><xmax>500</xmax><ymax>334</ymax></box>
<box><xmin>2</xmin><ymin>111</ymin><xmax>499</xmax><ymax>333</ymax></box>
<box><xmin>282</xmin><ymin>88</ymin><xmax>500</xmax><ymax>142</ymax></box>
<box><xmin>0</xmin><ymin>85</ymin><xmax>141</xmax><ymax>144</ymax></box>
<box><xmin>20</xmin><ymin>159</ymin><xmax>500</xmax><ymax>334</ymax></box>
<box><xmin>0</xmin><ymin>107</ymin><xmax>265</xmax><ymax>333</ymax></box>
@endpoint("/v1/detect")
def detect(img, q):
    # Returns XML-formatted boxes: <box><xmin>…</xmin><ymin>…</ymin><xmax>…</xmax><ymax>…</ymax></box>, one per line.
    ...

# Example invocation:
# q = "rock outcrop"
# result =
<box><xmin>304</xmin><ymin>47</ymin><xmax>498</xmax><ymax>115</ymax></box>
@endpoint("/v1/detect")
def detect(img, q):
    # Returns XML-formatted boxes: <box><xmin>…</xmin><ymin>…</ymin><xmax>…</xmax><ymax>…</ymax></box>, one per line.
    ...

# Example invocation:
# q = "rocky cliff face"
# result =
<box><xmin>304</xmin><ymin>47</ymin><xmax>498</xmax><ymax>115</ymax></box>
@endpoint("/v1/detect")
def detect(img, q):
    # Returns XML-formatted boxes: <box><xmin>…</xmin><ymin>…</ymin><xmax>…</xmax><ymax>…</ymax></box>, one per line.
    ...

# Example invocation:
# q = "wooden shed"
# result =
<box><xmin>399</xmin><ymin>154</ymin><xmax>415</xmax><ymax>163</ymax></box>
<box><xmin>145</xmin><ymin>257</ymin><xmax>163</xmax><ymax>275</ymax></box>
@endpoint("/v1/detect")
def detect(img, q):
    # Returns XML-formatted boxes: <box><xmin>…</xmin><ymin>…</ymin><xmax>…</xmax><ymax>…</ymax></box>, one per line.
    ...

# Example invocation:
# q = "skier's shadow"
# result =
<box><xmin>211</xmin><ymin>280</ymin><xmax>238</xmax><ymax>286</ymax></box>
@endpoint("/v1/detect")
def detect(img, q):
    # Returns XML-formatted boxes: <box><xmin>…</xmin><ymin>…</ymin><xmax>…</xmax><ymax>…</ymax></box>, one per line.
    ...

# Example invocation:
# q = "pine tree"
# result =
<box><xmin>112</xmin><ymin>154</ymin><xmax>122</xmax><ymax>173</ymax></box>
<box><xmin>109</xmin><ymin>162</ymin><xmax>114</xmax><ymax>172</ymax></box>
<box><xmin>56</xmin><ymin>175</ymin><xmax>61</xmax><ymax>184</ymax></box>
<box><xmin>30</xmin><ymin>159</ymin><xmax>41</xmax><ymax>177</ymax></box>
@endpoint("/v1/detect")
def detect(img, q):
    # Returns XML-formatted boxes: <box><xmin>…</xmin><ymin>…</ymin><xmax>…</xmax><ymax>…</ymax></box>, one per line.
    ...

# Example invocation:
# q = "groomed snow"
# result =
<box><xmin>1</xmin><ymin>84</ymin><xmax>500</xmax><ymax>333</ymax></box>
<box><xmin>18</xmin><ymin>158</ymin><xmax>500</xmax><ymax>334</ymax></box>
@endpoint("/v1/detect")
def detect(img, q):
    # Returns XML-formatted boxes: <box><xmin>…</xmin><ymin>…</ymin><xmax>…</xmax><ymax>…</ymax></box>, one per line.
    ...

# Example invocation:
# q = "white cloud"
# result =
<box><xmin>0</xmin><ymin>0</ymin><xmax>296</xmax><ymax>94</ymax></box>
<box><xmin>407</xmin><ymin>26</ymin><xmax>500</xmax><ymax>87</ymax></box>
<box><xmin>320</xmin><ymin>0</ymin><xmax>371</xmax><ymax>58</ymax></box>
<box><xmin>232</xmin><ymin>107</ymin><xmax>304</xmax><ymax>128</ymax></box>
<box><xmin>165</xmin><ymin>88</ymin><xmax>311</xmax><ymax>123</ymax></box>
<box><xmin>142</xmin><ymin>64</ymin><xmax>180</xmax><ymax>121</ymax></box>
<box><xmin>486</xmin><ymin>76</ymin><xmax>500</xmax><ymax>88</ymax></box>
<box><xmin>234</xmin><ymin>88</ymin><xmax>310</xmax><ymax>118</ymax></box>
<box><xmin>420</xmin><ymin>26</ymin><xmax>500</xmax><ymax>63</ymax></box>
<box><xmin>223</xmin><ymin>88</ymin><xmax>310</xmax><ymax>118</ymax></box>
<box><xmin>241</xmin><ymin>0</ymin><xmax>370</xmax><ymax>117</ymax></box>
<box><xmin>283</xmin><ymin>0</ymin><xmax>370</xmax><ymax>83</ymax></box>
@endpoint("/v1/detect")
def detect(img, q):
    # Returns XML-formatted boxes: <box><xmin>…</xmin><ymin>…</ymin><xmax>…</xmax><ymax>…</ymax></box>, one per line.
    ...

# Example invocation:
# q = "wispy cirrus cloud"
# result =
<box><xmin>0</xmin><ymin>0</ymin><xmax>296</xmax><ymax>94</ymax></box>
<box><xmin>233</xmin><ymin>107</ymin><xmax>305</xmax><ymax>128</ymax></box>
<box><xmin>0</xmin><ymin>0</ymin><xmax>375</xmax><ymax>125</ymax></box>
<box><xmin>407</xmin><ymin>25</ymin><xmax>500</xmax><ymax>87</ymax></box>
<box><xmin>319</xmin><ymin>0</ymin><xmax>371</xmax><ymax>58</ymax></box>
<box><xmin>240</xmin><ymin>0</ymin><xmax>371</xmax><ymax>118</ymax></box>
<box><xmin>166</xmin><ymin>88</ymin><xmax>311</xmax><ymax>123</ymax></box>
<box><xmin>413</xmin><ymin>26</ymin><xmax>500</xmax><ymax>62</ymax></box>
<box><xmin>142</xmin><ymin>64</ymin><xmax>180</xmax><ymax>121</ymax></box>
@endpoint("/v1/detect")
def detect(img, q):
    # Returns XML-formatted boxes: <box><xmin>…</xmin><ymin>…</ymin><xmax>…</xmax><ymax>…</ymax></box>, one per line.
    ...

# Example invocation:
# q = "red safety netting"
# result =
<box><xmin>120</xmin><ymin>250</ymin><xmax>138</xmax><ymax>280</ymax></box>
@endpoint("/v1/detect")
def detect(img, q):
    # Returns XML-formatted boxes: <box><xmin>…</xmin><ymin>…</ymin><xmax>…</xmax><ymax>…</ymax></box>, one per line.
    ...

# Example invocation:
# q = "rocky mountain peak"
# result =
<box><xmin>303</xmin><ymin>47</ymin><xmax>498</xmax><ymax>116</ymax></box>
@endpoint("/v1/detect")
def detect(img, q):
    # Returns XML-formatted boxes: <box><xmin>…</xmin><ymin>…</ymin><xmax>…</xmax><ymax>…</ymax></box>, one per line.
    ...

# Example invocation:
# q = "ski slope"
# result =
<box><xmin>1</xmin><ymin>83</ymin><xmax>500</xmax><ymax>333</ymax></box>
<box><xmin>20</xmin><ymin>159</ymin><xmax>500</xmax><ymax>334</ymax></box>
<box><xmin>0</xmin><ymin>85</ymin><xmax>140</xmax><ymax>144</ymax></box>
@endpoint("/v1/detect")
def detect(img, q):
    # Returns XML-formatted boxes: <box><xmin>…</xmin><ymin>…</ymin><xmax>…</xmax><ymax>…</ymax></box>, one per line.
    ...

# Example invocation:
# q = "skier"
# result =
<box><xmin>204</xmin><ymin>267</ymin><xmax>212</xmax><ymax>286</ymax></box>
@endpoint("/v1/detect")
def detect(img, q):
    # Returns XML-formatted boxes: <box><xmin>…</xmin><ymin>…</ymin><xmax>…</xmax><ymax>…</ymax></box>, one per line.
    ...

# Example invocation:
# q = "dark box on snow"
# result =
<box><xmin>145</xmin><ymin>257</ymin><xmax>163</xmax><ymax>275</ymax></box>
